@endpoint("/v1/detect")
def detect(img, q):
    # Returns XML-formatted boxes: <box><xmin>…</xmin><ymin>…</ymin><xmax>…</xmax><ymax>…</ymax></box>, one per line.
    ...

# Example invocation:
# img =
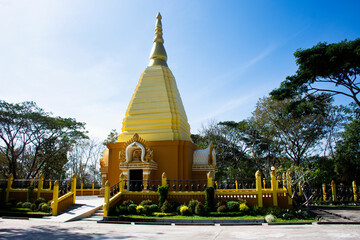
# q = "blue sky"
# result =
<box><xmin>0</xmin><ymin>0</ymin><xmax>359</xmax><ymax>140</ymax></box>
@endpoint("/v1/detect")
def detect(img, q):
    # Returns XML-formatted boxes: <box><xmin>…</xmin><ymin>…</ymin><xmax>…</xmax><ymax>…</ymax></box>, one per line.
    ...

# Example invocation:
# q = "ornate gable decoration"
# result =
<box><xmin>119</xmin><ymin>133</ymin><xmax>154</xmax><ymax>162</ymax></box>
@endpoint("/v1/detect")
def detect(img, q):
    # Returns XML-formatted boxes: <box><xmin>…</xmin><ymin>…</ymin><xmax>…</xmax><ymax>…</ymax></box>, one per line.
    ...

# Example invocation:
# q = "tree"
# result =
<box><xmin>192</xmin><ymin>121</ymin><xmax>257</xmax><ymax>180</ymax></box>
<box><xmin>103</xmin><ymin>129</ymin><xmax>119</xmax><ymax>145</ymax></box>
<box><xmin>270</xmin><ymin>39</ymin><xmax>360</xmax><ymax>109</ymax></box>
<box><xmin>0</xmin><ymin>100</ymin><xmax>87</xmax><ymax>179</ymax></box>
<box><xmin>252</xmin><ymin>94</ymin><xmax>334</xmax><ymax>165</ymax></box>
<box><xmin>66</xmin><ymin>138</ymin><xmax>103</xmax><ymax>184</ymax></box>
<box><xmin>334</xmin><ymin>119</ymin><xmax>360</xmax><ymax>183</ymax></box>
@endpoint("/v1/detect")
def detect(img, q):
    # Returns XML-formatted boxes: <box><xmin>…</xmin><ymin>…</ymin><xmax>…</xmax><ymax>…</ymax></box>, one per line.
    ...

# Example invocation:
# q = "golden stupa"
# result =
<box><xmin>100</xmin><ymin>13</ymin><xmax>216</xmax><ymax>192</ymax></box>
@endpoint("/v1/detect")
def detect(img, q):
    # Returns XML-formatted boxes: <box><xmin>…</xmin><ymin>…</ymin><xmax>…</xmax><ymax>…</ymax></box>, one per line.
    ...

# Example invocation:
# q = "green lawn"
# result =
<box><xmin>114</xmin><ymin>214</ymin><xmax>264</xmax><ymax>220</ymax></box>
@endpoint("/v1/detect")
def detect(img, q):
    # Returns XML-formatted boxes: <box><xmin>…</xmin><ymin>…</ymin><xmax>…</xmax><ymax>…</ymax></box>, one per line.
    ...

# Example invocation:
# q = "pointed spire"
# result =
<box><xmin>149</xmin><ymin>12</ymin><xmax>168</xmax><ymax>67</ymax></box>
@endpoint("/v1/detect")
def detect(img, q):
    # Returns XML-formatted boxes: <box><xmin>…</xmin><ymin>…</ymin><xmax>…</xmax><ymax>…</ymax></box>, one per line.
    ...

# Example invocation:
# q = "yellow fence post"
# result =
<box><xmin>37</xmin><ymin>174</ymin><xmax>44</xmax><ymax>199</ymax></box>
<box><xmin>207</xmin><ymin>171</ymin><xmax>213</xmax><ymax>188</ymax></box>
<box><xmin>353</xmin><ymin>181</ymin><xmax>357</xmax><ymax>202</ymax></box>
<box><xmin>119</xmin><ymin>173</ymin><xmax>125</xmax><ymax>192</ymax></box>
<box><xmin>72</xmin><ymin>175</ymin><xmax>77</xmax><ymax>204</ymax></box>
<box><xmin>103</xmin><ymin>181</ymin><xmax>110</xmax><ymax>217</ymax></box>
<box><xmin>51</xmin><ymin>181</ymin><xmax>59</xmax><ymax>216</ymax></box>
<box><xmin>5</xmin><ymin>174</ymin><xmax>13</xmax><ymax>202</ymax></box>
<box><xmin>331</xmin><ymin>180</ymin><xmax>337</xmax><ymax>201</ymax></box>
<box><xmin>286</xmin><ymin>171</ymin><xmax>293</xmax><ymax>206</ymax></box>
<box><xmin>298</xmin><ymin>181</ymin><xmax>303</xmax><ymax>196</ymax></box>
<box><xmin>270</xmin><ymin>170</ymin><xmax>278</xmax><ymax>207</ymax></box>
<box><xmin>49</xmin><ymin>180</ymin><xmax>52</xmax><ymax>190</ymax></box>
<box><xmin>282</xmin><ymin>173</ymin><xmax>286</xmax><ymax>190</ymax></box>
<box><xmin>255</xmin><ymin>170</ymin><xmax>263</xmax><ymax>207</ymax></box>
<box><xmin>235</xmin><ymin>180</ymin><xmax>238</xmax><ymax>191</ymax></box>
<box><xmin>322</xmin><ymin>183</ymin><xmax>327</xmax><ymax>201</ymax></box>
<box><xmin>81</xmin><ymin>181</ymin><xmax>83</xmax><ymax>196</ymax></box>
<box><xmin>263</xmin><ymin>179</ymin><xmax>266</xmax><ymax>189</ymax></box>
<box><xmin>161</xmin><ymin>172</ymin><xmax>167</xmax><ymax>186</ymax></box>
<box><xmin>92</xmin><ymin>181</ymin><xmax>95</xmax><ymax>195</ymax></box>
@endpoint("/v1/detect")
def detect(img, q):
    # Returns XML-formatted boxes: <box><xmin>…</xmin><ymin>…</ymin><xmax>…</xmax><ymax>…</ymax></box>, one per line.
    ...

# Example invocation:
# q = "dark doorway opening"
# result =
<box><xmin>129</xmin><ymin>169</ymin><xmax>143</xmax><ymax>191</ymax></box>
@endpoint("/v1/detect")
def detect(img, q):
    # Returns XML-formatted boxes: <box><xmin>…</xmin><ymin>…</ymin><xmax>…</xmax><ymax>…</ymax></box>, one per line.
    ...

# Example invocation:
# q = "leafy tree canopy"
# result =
<box><xmin>270</xmin><ymin>38</ymin><xmax>360</xmax><ymax>108</ymax></box>
<box><xmin>103</xmin><ymin>129</ymin><xmax>119</xmax><ymax>145</ymax></box>
<box><xmin>0</xmin><ymin>100</ymin><xmax>87</xmax><ymax>179</ymax></box>
<box><xmin>334</xmin><ymin>119</ymin><xmax>360</xmax><ymax>183</ymax></box>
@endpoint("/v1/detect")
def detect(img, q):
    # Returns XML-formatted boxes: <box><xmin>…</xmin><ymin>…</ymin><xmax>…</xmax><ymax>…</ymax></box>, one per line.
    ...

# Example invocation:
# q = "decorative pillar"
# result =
<box><xmin>161</xmin><ymin>172</ymin><xmax>167</xmax><ymax>186</ymax></box>
<box><xmin>271</xmin><ymin>170</ymin><xmax>278</xmax><ymax>207</ymax></box>
<box><xmin>72</xmin><ymin>175</ymin><xmax>77</xmax><ymax>204</ymax></box>
<box><xmin>103</xmin><ymin>181</ymin><xmax>110</xmax><ymax>217</ymax></box>
<box><xmin>81</xmin><ymin>181</ymin><xmax>83</xmax><ymax>196</ymax></box>
<box><xmin>119</xmin><ymin>173</ymin><xmax>125</xmax><ymax>192</ymax></box>
<box><xmin>143</xmin><ymin>171</ymin><xmax>150</xmax><ymax>190</ymax></box>
<box><xmin>286</xmin><ymin>171</ymin><xmax>293</xmax><ymax>206</ymax></box>
<box><xmin>207</xmin><ymin>171</ymin><xmax>213</xmax><ymax>188</ymax></box>
<box><xmin>37</xmin><ymin>174</ymin><xmax>44</xmax><ymax>199</ymax></box>
<box><xmin>92</xmin><ymin>181</ymin><xmax>95</xmax><ymax>195</ymax></box>
<box><xmin>5</xmin><ymin>174</ymin><xmax>13</xmax><ymax>202</ymax></box>
<box><xmin>255</xmin><ymin>170</ymin><xmax>263</xmax><ymax>208</ymax></box>
<box><xmin>331</xmin><ymin>180</ymin><xmax>337</xmax><ymax>201</ymax></box>
<box><xmin>51</xmin><ymin>181</ymin><xmax>59</xmax><ymax>216</ymax></box>
<box><xmin>322</xmin><ymin>183</ymin><xmax>327</xmax><ymax>201</ymax></box>
<box><xmin>353</xmin><ymin>181</ymin><xmax>357</xmax><ymax>202</ymax></box>
<box><xmin>298</xmin><ymin>181</ymin><xmax>303</xmax><ymax>196</ymax></box>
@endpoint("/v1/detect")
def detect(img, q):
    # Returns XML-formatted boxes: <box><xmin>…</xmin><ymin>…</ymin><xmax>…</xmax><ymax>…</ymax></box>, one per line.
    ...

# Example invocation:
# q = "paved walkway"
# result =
<box><xmin>1</xmin><ymin>218</ymin><xmax>360</xmax><ymax>239</ymax></box>
<box><xmin>312</xmin><ymin>208</ymin><xmax>360</xmax><ymax>223</ymax></box>
<box><xmin>46</xmin><ymin>196</ymin><xmax>104</xmax><ymax>222</ymax></box>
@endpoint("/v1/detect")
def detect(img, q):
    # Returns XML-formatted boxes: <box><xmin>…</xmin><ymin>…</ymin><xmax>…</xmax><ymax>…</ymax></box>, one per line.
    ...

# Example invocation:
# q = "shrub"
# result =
<box><xmin>217</xmin><ymin>205</ymin><xmax>227</xmax><ymax>213</ymax></box>
<box><xmin>180</xmin><ymin>205</ymin><xmax>191</xmax><ymax>216</ymax></box>
<box><xmin>265</xmin><ymin>214</ymin><xmax>276</xmax><ymax>223</ymax></box>
<box><xmin>122</xmin><ymin>200</ymin><xmax>134</xmax><ymax>206</ymax></box>
<box><xmin>149</xmin><ymin>204</ymin><xmax>159</xmax><ymax>213</ymax></box>
<box><xmin>136</xmin><ymin>205</ymin><xmax>144</xmax><ymax>214</ymax></box>
<box><xmin>250</xmin><ymin>205</ymin><xmax>261</xmax><ymax>215</ymax></box>
<box><xmin>22</xmin><ymin>202</ymin><xmax>32</xmax><ymax>209</ymax></box>
<box><xmin>205</xmin><ymin>187</ymin><xmax>215</xmax><ymax>212</ymax></box>
<box><xmin>140</xmin><ymin>200</ymin><xmax>153</xmax><ymax>206</ymax></box>
<box><xmin>143</xmin><ymin>205</ymin><xmax>153</xmax><ymax>216</ymax></box>
<box><xmin>195</xmin><ymin>202</ymin><xmax>207</xmax><ymax>216</ymax></box>
<box><xmin>38</xmin><ymin>203</ymin><xmax>47</xmax><ymax>211</ymax></box>
<box><xmin>16</xmin><ymin>202</ymin><xmax>23</xmax><ymax>208</ymax></box>
<box><xmin>127</xmin><ymin>204</ymin><xmax>137</xmax><ymax>214</ymax></box>
<box><xmin>239</xmin><ymin>203</ymin><xmax>249</xmax><ymax>213</ymax></box>
<box><xmin>7</xmin><ymin>198</ymin><xmax>18</xmax><ymax>207</ymax></box>
<box><xmin>41</xmin><ymin>204</ymin><xmax>49</xmax><ymax>213</ymax></box>
<box><xmin>27</xmin><ymin>185</ymin><xmax>35</xmax><ymax>202</ymax></box>
<box><xmin>160</xmin><ymin>200</ymin><xmax>172</xmax><ymax>213</ymax></box>
<box><xmin>226</xmin><ymin>201</ymin><xmax>240</xmax><ymax>212</ymax></box>
<box><xmin>31</xmin><ymin>203</ymin><xmax>37</xmax><ymax>211</ymax></box>
<box><xmin>117</xmin><ymin>205</ymin><xmax>128</xmax><ymax>215</ymax></box>
<box><xmin>188</xmin><ymin>199</ymin><xmax>200</xmax><ymax>214</ymax></box>
<box><xmin>153</xmin><ymin>212</ymin><xmax>175</xmax><ymax>217</ymax></box>
<box><xmin>158</xmin><ymin>185</ymin><xmax>169</xmax><ymax>208</ymax></box>
<box><xmin>34</xmin><ymin>198</ymin><xmax>46</xmax><ymax>208</ymax></box>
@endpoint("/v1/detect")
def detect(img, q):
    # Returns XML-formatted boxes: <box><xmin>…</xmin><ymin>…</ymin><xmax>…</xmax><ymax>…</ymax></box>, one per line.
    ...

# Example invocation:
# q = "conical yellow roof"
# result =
<box><xmin>118</xmin><ymin>13</ymin><xmax>191</xmax><ymax>142</ymax></box>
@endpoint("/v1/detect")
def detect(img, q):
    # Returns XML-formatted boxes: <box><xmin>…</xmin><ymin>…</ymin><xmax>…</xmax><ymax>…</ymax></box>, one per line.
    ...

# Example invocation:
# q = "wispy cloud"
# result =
<box><xmin>192</xmin><ymin>92</ymin><xmax>257</xmax><ymax>124</ymax></box>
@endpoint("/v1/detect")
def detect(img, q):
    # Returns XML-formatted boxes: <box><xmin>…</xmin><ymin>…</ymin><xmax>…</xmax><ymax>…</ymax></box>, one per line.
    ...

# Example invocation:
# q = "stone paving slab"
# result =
<box><xmin>312</xmin><ymin>208</ymin><xmax>360</xmax><ymax>223</ymax></box>
<box><xmin>1</xmin><ymin>218</ymin><xmax>360</xmax><ymax>239</ymax></box>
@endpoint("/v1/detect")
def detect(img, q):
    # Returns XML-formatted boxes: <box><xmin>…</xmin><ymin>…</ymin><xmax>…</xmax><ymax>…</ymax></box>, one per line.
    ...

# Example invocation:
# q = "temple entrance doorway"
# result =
<box><xmin>129</xmin><ymin>169</ymin><xmax>143</xmax><ymax>191</ymax></box>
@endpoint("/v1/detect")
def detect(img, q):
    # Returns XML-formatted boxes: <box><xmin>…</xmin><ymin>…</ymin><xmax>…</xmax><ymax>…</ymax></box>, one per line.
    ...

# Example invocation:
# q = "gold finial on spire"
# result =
<box><xmin>149</xmin><ymin>12</ymin><xmax>168</xmax><ymax>67</ymax></box>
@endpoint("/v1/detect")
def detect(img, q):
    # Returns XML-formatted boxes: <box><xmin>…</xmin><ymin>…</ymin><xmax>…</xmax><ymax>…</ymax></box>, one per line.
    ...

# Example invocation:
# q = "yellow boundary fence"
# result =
<box><xmin>103</xmin><ymin>170</ymin><xmax>359</xmax><ymax>217</ymax></box>
<box><xmin>2</xmin><ymin>174</ymin><xmax>101</xmax><ymax>216</ymax></box>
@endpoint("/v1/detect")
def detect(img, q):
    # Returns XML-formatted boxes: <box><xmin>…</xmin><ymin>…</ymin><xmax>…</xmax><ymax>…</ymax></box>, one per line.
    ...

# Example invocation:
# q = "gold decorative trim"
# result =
<box><xmin>119</xmin><ymin>133</ymin><xmax>154</xmax><ymax>163</ymax></box>
<box><xmin>192</xmin><ymin>164</ymin><xmax>217</xmax><ymax>172</ymax></box>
